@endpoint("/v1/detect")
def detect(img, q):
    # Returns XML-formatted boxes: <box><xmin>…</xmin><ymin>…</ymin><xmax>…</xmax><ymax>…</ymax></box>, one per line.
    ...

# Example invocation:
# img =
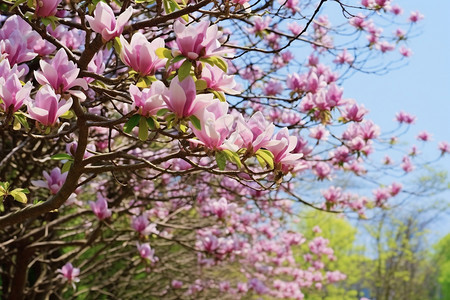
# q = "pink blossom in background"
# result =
<box><xmin>119</xmin><ymin>33</ymin><xmax>166</xmax><ymax>76</ymax></box>
<box><xmin>416</xmin><ymin>131</ymin><xmax>432</xmax><ymax>142</ymax></box>
<box><xmin>438</xmin><ymin>141</ymin><xmax>450</xmax><ymax>155</ymax></box>
<box><xmin>263</xmin><ymin>79</ymin><xmax>283</xmax><ymax>96</ymax></box>
<box><xmin>389</xmin><ymin>4</ymin><xmax>403</xmax><ymax>15</ymax></box>
<box><xmin>401</xmin><ymin>156</ymin><xmax>414</xmax><ymax>173</ymax></box>
<box><xmin>395</xmin><ymin>111</ymin><xmax>416</xmax><ymax>124</ymax></box>
<box><xmin>309</xmin><ymin>125</ymin><xmax>329</xmax><ymax>141</ymax></box>
<box><xmin>35</xmin><ymin>0</ymin><xmax>62</xmax><ymax>17</ymax></box>
<box><xmin>129</xmin><ymin>81</ymin><xmax>167</xmax><ymax>117</ymax></box>
<box><xmin>86</xmin><ymin>2</ymin><xmax>133</xmax><ymax>41</ymax></box>
<box><xmin>131</xmin><ymin>214</ymin><xmax>159</xmax><ymax>236</ymax></box>
<box><xmin>27</xmin><ymin>85</ymin><xmax>73</xmax><ymax>126</ymax></box>
<box><xmin>247</xmin><ymin>16</ymin><xmax>271</xmax><ymax>34</ymax></box>
<box><xmin>89</xmin><ymin>193</ymin><xmax>112</xmax><ymax>220</ymax></box>
<box><xmin>333</xmin><ymin>49</ymin><xmax>354</xmax><ymax>65</ymax></box>
<box><xmin>172</xmin><ymin>280</ymin><xmax>183</xmax><ymax>288</ymax></box>
<box><xmin>57</xmin><ymin>262</ymin><xmax>80</xmax><ymax>288</ymax></box>
<box><xmin>399</xmin><ymin>46</ymin><xmax>413</xmax><ymax>57</ymax></box>
<box><xmin>136</xmin><ymin>243</ymin><xmax>158</xmax><ymax>262</ymax></box>
<box><xmin>409</xmin><ymin>10</ymin><xmax>424</xmax><ymax>23</ymax></box>
<box><xmin>31</xmin><ymin>167</ymin><xmax>67</xmax><ymax>194</ymax></box>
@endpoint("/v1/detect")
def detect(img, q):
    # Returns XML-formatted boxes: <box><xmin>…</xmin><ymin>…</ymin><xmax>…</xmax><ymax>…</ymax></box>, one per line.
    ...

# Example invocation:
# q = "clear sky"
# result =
<box><xmin>342</xmin><ymin>1</ymin><xmax>450</xmax><ymax>240</ymax></box>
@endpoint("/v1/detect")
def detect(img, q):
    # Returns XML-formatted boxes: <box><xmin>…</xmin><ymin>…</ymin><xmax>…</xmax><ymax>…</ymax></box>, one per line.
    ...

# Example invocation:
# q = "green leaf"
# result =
<box><xmin>138</xmin><ymin>116</ymin><xmax>149</xmax><ymax>141</ymax></box>
<box><xmin>124</xmin><ymin>114</ymin><xmax>141</xmax><ymax>133</ymax></box>
<box><xmin>156</xmin><ymin>47</ymin><xmax>172</xmax><ymax>59</ymax></box>
<box><xmin>255</xmin><ymin>149</ymin><xmax>274</xmax><ymax>169</ymax></box>
<box><xmin>61</xmin><ymin>160</ymin><xmax>72</xmax><ymax>173</ymax></box>
<box><xmin>215</xmin><ymin>151</ymin><xmax>227</xmax><ymax>171</ymax></box>
<box><xmin>14</xmin><ymin>112</ymin><xmax>30</xmax><ymax>130</ymax></box>
<box><xmin>11</xmin><ymin>0</ymin><xmax>27</xmax><ymax>12</ymax></box>
<box><xmin>157</xmin><ymin>108</ymin><xmax>170</xmax><ymax>116</ymax></box>
<box><xmin>212</xmin><ymin>56</ymin><xmax>228</xmax><ymax>72</ymax></box>
<box><xmin>51</xmin><ymin>153</ymin><xmax>73</xmax><ymax>161</ymax></box>
<box><xmin>172</xmin><ymin>55</ymin><xmax>185</xmax><ymax>64</ymax></box>
<box><xmin>113</xmin><ymin>37</ymin><xmax>122</xmax><ymax>55</ymax></box>
<box><xmin>59</xmin><ymin>109</ymin><xmax>75</xmax><ymax>119</ymax></box>
<box><xmin>211</xmin><ymin>90</ymin><xmax>227</xmax><ymax>102</ymax></box>
<box><xmin>146</xmin><ymin>116</ymin><xmax>159</xmax><ymax>130</ymax></box>
<box><xmin>178</xmin><ymin>60</ymin><xmax>192</xmax><ymax>81</ymax></box>
<box><xmin>189</xmin><ymin>115</ymin><xmax>201</xmax><ymax>130</ymax></box>
<box><xmin>10</xmin><ymin>189</ymin><xmax>28</xmax><ymax>204</ymax></box>
<box><xmin>223</xmin><ymin>149</ymin><xmax>242</xmax><ymax>169</ymax></box>
<box><xmin>195</xmin><ymin>79</ymin><xmax>208</xmax><ymax>90</ymax></box>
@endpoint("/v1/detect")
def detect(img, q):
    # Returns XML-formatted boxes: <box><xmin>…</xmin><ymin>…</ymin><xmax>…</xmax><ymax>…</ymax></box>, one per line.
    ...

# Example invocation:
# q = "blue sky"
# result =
<box><xmin>342</xmin><ymin>1</ymin><xmax>450</xmax><ymax>241</ymax></box>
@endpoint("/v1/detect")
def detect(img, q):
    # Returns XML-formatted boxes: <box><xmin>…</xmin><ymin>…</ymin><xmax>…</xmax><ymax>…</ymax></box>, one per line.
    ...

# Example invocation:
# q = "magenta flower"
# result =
<box><xmin>89</xmin><ymin>193</ymin><xmax>112</xmax><ymax>220</ymax></box>
<box><xmin>131</xmin><ymin>214</ymin><xmax>159</xmax><ymax>236</ymax></box>
<box><xmin>266</xmin><ymin>128</ymin><xmax>304</xmax><ymax>171</ymax></box>
<box><xmin>129</xmin><ymin>81</ymin><xmax>167</xmax><ymax>117</ymax></box>
<box><xmin>27</xmin><ymin>85</ymin><xmax>73</xmax><ymax>126</ymax></box>
<box><xmin>34</xmin><ymin>49</ymin><xmax>88</xmax><ymax>99</ymax></box>
<box><xmin>333</xmin><ymin>49</ymin><xmax>354</xmax><ymax>65</ymax></box>
<box><xmin>228</xmin><ymin>112</ymin><xmax>274</xmax><ymax>152</ymax></box>
<box><xmin>395</xmin><ymin>111</ymin><xmax>416</xmax><ymax>124</ymax></box>
<box><xmin>438</xmin><ymin>141</ymin><xmax>450</xmax><ymax>155</ymax></box>
<box><xmin>136</xmin><ymin>243</ymin><xmax>158</xmax><ymax>262</ymax></box>
<box><xmin>201</xmin><ymin>64</ymin><xmax>240</xmax><ymax>94</ymax></box>
<box><xmin>31</xmin><ymin>167</ymin><xmax>67</xmax><ymax>194</ymax></box>
<box><xmin>0</xmin><ymin>73</ymin><xmax>32</xmax><ymax>113</ymax></box>
<box><xmin>35</xmin><ymin>0</ymin><xmax>62</xmax><ymax>17</ymax></box>
<box><xmin>309</xmin><ymin>125</ymin><xmax>329</xmax><ymax>141</ymax></box>
<box><xmin>409</xmin><ymin>11</ymin><xmax>424</xmax><ymax>23</ymax></box>
<box><xmin>119</xmin><ymin>32</ymin><xmax>166</xmax><ymax>76</ymax></box>
<box><xmin>172</xmin><ymin>280</ymin><xmax>183</xmax><ymax>289</ymax></box>
<box><xmin>57</xmin><ymin>262</ymin><xmax>80</xmax><ymax>289</ymax></box>
<box><xmin>247</xmin><ymin>16</ymin><xmax>271</xmax><ymax>34</ymax></box>
<box><xmin>416</xmin><ymin>131</ymin><xmax>432</xmax><ymax>142</ymax></box>
<box><xmin>190</xmin><ymin>100</ymin><xmax>234</xmax><ymax>150</ymax></box>
<box><xmin>86</xmin><ymin>2</ymin><xmax>133</xmax><ymax>42</ymax></box>
<box><xmin>263</xmin><ymin>79</ymin><xmax>283</xmax><ymax>96</ymax></box>
<box><xmin>163</xmin><ymin>76</ymin><xmax>212</xmax><ymax>118</ymax></box>
<box><xmin>173</xmin><ymin>20</ymin><xmax>227</xmax><ymax>60</ymax></box>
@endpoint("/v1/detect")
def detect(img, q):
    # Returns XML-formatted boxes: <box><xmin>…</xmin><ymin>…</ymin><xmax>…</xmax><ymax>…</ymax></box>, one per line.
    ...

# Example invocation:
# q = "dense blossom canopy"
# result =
<box><xmin>0</xmin><ymin>0</ymin><xmax>447</xmax><ymax>299</ymax></box>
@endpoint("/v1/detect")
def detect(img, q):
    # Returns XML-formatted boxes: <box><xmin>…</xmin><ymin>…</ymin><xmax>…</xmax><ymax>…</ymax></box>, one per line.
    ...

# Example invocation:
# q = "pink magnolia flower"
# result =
<box><xmin>409</xmin><ymin>11</ymin><xmax>424</xmax><ymax>23</ymax></box>
<box><xmin>416</xmin><ymin>131</ymin><xmax>432</xmax><ymax>142</ymax></box>
<box><xmin>173</xmin><ymin>20</ymin><xmax>227</xmax><ymax>60</ymax></box>
<box><xmin>35</xmin><ymin>0</ymin><xmax>62</xmax><ymax>17</ymax></box>
<box><xmin>287</xmin><ymin>22</ymin><xmax>303</xmax><ymax>35</ymax></box>
<box><xmin>342</xmin><ymin>102</ymin><xmax>368</xmax><ymax>122</ymax></box>
<box><xmin>0</xmin><ymin>73</ymin><xmax>32</xmax><ymax>113</ymax></box>
<box><xmin>136</xmin><ymin>243</ymin><xmax>158</xmax><ymax>262</ymax></box>
<box><xmin>201</xmin><ymin>64</ymin><xmax>240</xmax><ymax>94</ymax></box>
<box><xmin>315</xmin><ymin>161</ymin><xmax>332</xmax><ymax>180</ymax></box>
<box><xmin>390</xmin><ymin>4</ymin><xmax>403</xmax><ymax>15</ymax></box>
<box><xmin>333</xmin><ymin>49</ymin><xmax>354</xmax><ymax>65</ymax></box>
<box><xmin>266</xmin><ymin>128</ymin><xmax>304</xmax><ymax>171</ymax></box>
<box><xmin>401</xmin><ymin>156</ymin><xmax>414</xmax><ymax>173</ymax></box>
<box><xmin>247</xmin><ymin>16</ymin><xmax>271</xmax><ymax>34</ymax></box>
<box><xmin>85</xmin><ymin>51</ymin><xmax>106</xmax><ymax>83</ymax></box>
<box><xmin>31</xmin><ymin>167</ymin><xmax>67</xmax><ymax>194</ymax></box>
<box><xmin>349</xmin><ymin>14</ymin><xmax>368</xmax><ymax>30</ymax></box>
<box><xmin>309</xmin><ymin>125</ymin><xmax>329</xmax><ymax>141</ymax></box>
<box><xmin>86</xmin><ymin>2</ymin><xmax>133</xmax><ymax>41</ymax></box>
<box><xmin>131</xmin><ymin>214</ymin><xmax>159</xmax><ymax>236</ymax></box>
<box><xmin>34</xmin><ymin>49</ymin><xmax>88</xmax><ymax>99</ymax></box>
<box><xmin>389</xmin><ymin>182</ymin><xmax>402</xmax><ymax>196</ymax></box>
<box><xmin>376</xmin><ymin>41</ymin><xmax>395</xmax><ymax>53</ymax></box>
<box><xmin>395</xmin><ymin>111</ymin><xmax>416</xmax><ymax>124</ymax></box>
<box><xmin>438</xmin><ymin>141</ymin><xmax>450</xmax><ymax>155</ymax></box>
<box><xmin>27</xmin><ymin>85</ymin><xmax>73</xmax><ymax>126</ymax></box>
<box><xmin>129</xmin><ymin>81</ymin><xmax>167</xmax><ymax>117</ymax></box>
<box><xmin>399</xmin><ymin>46</ymin><xmax>413</xmax><ymax>57</ymax></box>
<box><xmin>163</xmin><ymin>76</ymin><xmax>212</xmax><ymax>118</ymax></box>
<box><xmin>172</xmin><ymin>280</ymin><xmax>183</xmax><ymax>288</ymax></box>
<box><xmin>209</xmin><ymin>197</ymin><xmax>234</xmax><ymax>219</ymax></box>
<box><xmin>190</xmin><ymin>100</ymin><xmax>234</xmax><ymax>150</ymax></box>
<box><xmin>89</xmin><ymin>193</ymin><xmax>112</xmax><ymax>220</ymax></box>
<box><xmin>263</xmin><ymin>79</ymin><xmax>283</xmax><ymax>96</ymax></box>
<box><xmin>119</xmin><ymin>32</ymin><xmax>166</xmax><ymax>76</ymax></box>
<box><xmin>57</xmin><ymin>262</ymin><xmax>80</xmax><ymax>288</ymax></box>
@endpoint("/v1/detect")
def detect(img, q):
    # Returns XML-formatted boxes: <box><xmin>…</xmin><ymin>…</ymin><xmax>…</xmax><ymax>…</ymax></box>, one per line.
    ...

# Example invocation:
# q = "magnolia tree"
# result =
<box><xmin>0</xmin><ymin>0</ymin><xmax>448</xmax><ymax>298</ymax></box>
